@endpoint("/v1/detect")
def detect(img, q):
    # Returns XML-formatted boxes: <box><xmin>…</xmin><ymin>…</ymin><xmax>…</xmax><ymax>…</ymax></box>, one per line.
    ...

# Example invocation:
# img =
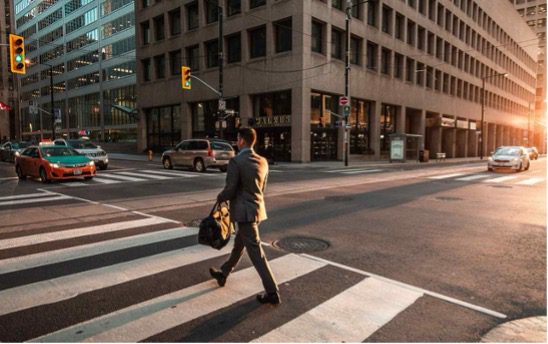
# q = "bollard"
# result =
<box><xmin>147</xmin><ymin>149</ymin><xmax>153</xmax><ymax>161</ymax></box>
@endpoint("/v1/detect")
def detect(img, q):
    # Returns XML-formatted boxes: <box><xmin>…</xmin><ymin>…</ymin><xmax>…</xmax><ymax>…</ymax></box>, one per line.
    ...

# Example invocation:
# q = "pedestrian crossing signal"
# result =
<box><xmin>9</xmin><ymin>34</ymin><xmax>26</xmax><ymax>74</ymax></box>
<box><xmin>182</xmin><ymin>66</ymin><xmax>191</xmax><ymax>90</ymax></box>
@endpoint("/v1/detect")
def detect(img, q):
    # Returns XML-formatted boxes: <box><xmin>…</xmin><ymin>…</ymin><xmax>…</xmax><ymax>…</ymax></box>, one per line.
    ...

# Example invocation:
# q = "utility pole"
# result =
<box><xmin>344</xmin><ymin>0</ymin><xmax>351</xmax><ymax>167</ymax></box>
<box><xmin>480</xmin><ymin>77</ymin><xmax>485</xmax><ymax>160</ymax></box>
<box><xmin>217</xmin><ymin>3</ymin><xmax>224</xmax><ymax>139</ymax></box>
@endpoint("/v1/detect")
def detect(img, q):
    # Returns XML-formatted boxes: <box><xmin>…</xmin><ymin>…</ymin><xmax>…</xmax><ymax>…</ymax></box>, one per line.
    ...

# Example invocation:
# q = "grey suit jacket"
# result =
<box><xmin>217</xmin><ymin>149</ymin><xmax>268</xmax><ymax>223</ymax></box>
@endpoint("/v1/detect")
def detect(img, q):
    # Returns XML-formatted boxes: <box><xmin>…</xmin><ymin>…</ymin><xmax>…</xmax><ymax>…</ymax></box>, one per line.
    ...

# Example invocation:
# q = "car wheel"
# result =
<box><xmin>40</xmin><ymin>167</ymin><xmax>50</xmax><ymax>183</ymax></box>
<box><xmin>220</xmin><ymin>166</ymin><xmax>227</xmax><ymax>172</ymax></box>
<box><xmin>487</xmin><ymin>167</ymin><xmax>493</xmax><ymax>172</ymax></box>
<box><xmin>99</xmin><ymin>164</ymin><xmax>108</xmax><ymax>170</ymax></box>
<box><xmin>194</xmin><ymin>158</ymin><xmax>206</xmax><ymax>172</ymax></box>
<box><xmin>163</xmin><ymin>157</ymin><xmax>173</xmax><ymax>169</ymax></box>
<box><xmin>525</xmin><ymin>161</ymin><xmax>530</xmax><ymax>170</ymax></box>
<box><xmin>16</xmin><ymin>165</ymin><xmax>26</xmax><ymax>180</ymax></box>
<box><xmin>84</xmin><ymin>176</ymin><xmax>93</xmax><ymax>180</ymax></box>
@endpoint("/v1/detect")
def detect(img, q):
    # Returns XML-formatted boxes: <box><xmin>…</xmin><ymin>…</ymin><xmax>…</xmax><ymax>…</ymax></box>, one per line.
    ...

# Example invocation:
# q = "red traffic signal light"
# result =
<box><xmin>9</xmin><ymin>34</ymin><xmax>26</xmax><ymax>74</ymax></box>
<box><xmin>181</xmin><ymin>66</ymin><xmax>191</xmax><ymax>90</ymax></box>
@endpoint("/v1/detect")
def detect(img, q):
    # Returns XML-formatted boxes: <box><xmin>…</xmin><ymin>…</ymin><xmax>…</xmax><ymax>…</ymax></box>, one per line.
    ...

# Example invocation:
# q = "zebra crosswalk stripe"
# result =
<box><xmin>46</xmin><ymin>254</ymin><xmax>326</xmax><ymax>343</ymax></box>
<box><xmin>141</xmin><ymin>169</ymin><xmax>200</xmax><ymax>178</ymax></box>
<box><xmin>253</xmin><ymin>278</ymin><xmax>422</xmax><ymax>343</ymax></box>
<box><xmin>455</xmin><ymin>174</ymin><xmax>490</xmax><ymax>181</ymax></box>
<box><xmin>0</xmin><ymin>192</ymin><xmax>53</xmax><ymax>201</ymax></box>
<box><xmin>484</xmin><ymin>176</ymin><xmax>518</xmax><ymax>183</ymax></box>
<box><xmin>0</xmin><ymin>194</ymin><xmax>71</xmax><ymax>207</ymax></box>
<box><xmin>515</xmin><ymin>177</ymin><xmax>544</xmax><ymax>185</ymax></box>
<box><xmin>91</xmin><ymin>177</ymin><xmax>122</xmax><ymax>184</ymax></box>
<box><xmin>96</xmin><ymin>173</ymin><xmax>147</xmax><ymax>182</ymax></box>
<box><xmin>428</xmin><ymin>173</ymin><xmax>466</xmax><ymax>179</ymax></box>
<box><xmin>0</xmin><ymin>217</ymin><xmax>170</xmax><ymax>251</ymax></box>
<box><xmin>114</xmin><ymin>171</ymin><xmax>172</xmax><ymax>180</ymax></box>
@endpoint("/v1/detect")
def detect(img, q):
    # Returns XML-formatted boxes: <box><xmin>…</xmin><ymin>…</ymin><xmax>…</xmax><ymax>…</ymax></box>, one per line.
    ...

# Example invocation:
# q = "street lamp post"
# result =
<box><xmin>38</xmin><ymin>57</ymin><xmax>56</xmax><ymax>140</ymax></box>
<box><xmin>480</xmin><ymin>72</ymin><xmax>508</xmax><ymax>160</ymax></box>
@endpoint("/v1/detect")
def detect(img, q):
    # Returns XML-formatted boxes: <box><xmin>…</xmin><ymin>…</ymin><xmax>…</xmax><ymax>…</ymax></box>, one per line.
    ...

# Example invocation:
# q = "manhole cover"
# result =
<box><xmin>272</xmin><ymin>236</ymin><xmax>330</xmax><ymax>253</ymax></box>
<box><xmin>436</xmin><ymin>196</ymin><xmax>462</xmax><ymax>201</ymax></box>
<box><xmin>324</xmin><ymin>196</ymin><xmax>353</xmax><ymax>202</ymax></box>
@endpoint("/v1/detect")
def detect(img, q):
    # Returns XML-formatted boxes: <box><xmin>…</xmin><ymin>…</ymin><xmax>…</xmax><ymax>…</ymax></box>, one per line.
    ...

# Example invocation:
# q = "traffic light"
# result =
<box><xmin>9</xmin><ymin>34</ymin><xmax>26</xmax><ymax>74</ymax></box>
<box><xmin>181</xmin><ymin>66</ymin><xmax>191</xmax><ymax>90</ymax></box>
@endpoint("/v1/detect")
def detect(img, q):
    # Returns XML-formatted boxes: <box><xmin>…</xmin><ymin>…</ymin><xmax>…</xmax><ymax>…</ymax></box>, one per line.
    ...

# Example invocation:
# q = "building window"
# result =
<box><xmin>186</xmin><ymin>1</ymin><xmax>199</xmax><ymax>30</ymax></box>
<box><xmin>226</xmin><ymin>33</ymin><xmax>241</xmax><ymax>63</ymax></box>
<box><xmin>205</xmin><ymin>0</ymin><xmax>219</xmax><ymax>24</ymax></box>
<box><xmin>186</xmin><ymin>45</ymin><xmax>200</xmax><ymax>71</ymax></box>
<box><xmin>416</xmin><ymin>63</ymin><xmax>424</xmax><ymax>86</ymax></box>
<box><xmin>394</xmin><ymin>53</ymin><xmax>403</xmax><ymax>79</ymax></box>
<box><xmin>153</xmin><ymin>15</ymin><xmax>165</xmax><ymax>41</ymax></box>
<box><xmin>205</xmin><ymin>40</ymin><xmax>219</xmax><ymax>68</ymax></box>
<box><xmin>407</xmin><ymin>20</ymin><xmax>415</xmax><ymax>46</ymax></box>
<box><xmin>142</xmin><ymin>58</ymin><xmax>151</xmax><ymax>81</ymax></box>
<box><xmin>331</xmin><ymin>28</ymin><xmax>343</xmax><ymax>60</ymax></box>
<box><xmin>249</xmin><ymin>25</ymin><xmax>267</xmax><ymax>58</ymax></box>
<box><xmin>395</xmin><ymin>13</ymin><xmax>404</xmax><ymax>40</ymax></box>
<box><xmin>275</xmin><ymin>17</ymin><xmax>292</xmax><ymax>53</ymax></box>
<box><xmin>311</xmin><ymin>20</ymin><xmax>324</xmax><ymax>54</ymax></box>
<box><xmin>227</xmin><ymin>0</ymin><xmax>241</xmax><ymax>16</ymax></box>
<box><xmin>169</xmin><ymin>9</ymin><xmax>181</xmax><ymax>36</ymax></box>
<box><xmin>250</xmin><ymin>0</ymin><xmax>266</xmax><ymax>9</ymax></box>
<box><xmin>142</xmin><ymin>0</ymin><xmax>151</xmax><ymax>9</ymax></box>
<box><xmin>366</xmin><ymin>41</ymin><xmax>378</xmax><ymax>70</ymax></box>
<box><xmin>332</xmin><ymin>0</ymin><xmax>343</xmax><ymax>10</ymax></box>
<box><xmin>382</xmin><ymin>5</ymin><xmax>392</xmax><ymax>34</ymax></box>
<box><xmin>417</xmin><ymin>26</ymin><xmax>425</xmax><ymax>51</ymax></box>
<box><xmin>154</xmin><ymin>54</ymin><xmax>165</xmax><ymax>79</ymax></box>
<box><xmin>367</xmin><ymin>1</ymin><xmax>378</xmax><ymax>27</ymax></box>
<box><xmin>350</xmin><ymin>36</ymin><xmax>362</xmax><ymax>65</ymax></box>
<box><xmin>351</xmin><ymin>0</ymin><xmax>361</xmax><ymax>19</ymax></box>
<box><xmin>169</xmin><ymin>50</ymin><xmax>181</xmax><ymax>76</ymax></box>
<box><xmin>406</xmin><ymin>57</ymin><xmax>414</xmax><ymax>82</ymax></box>
<box><xmin>381</xmin><ymin>48</ymin><xmax>391</xmax><ymax>75</ymax></box>
<box><xmin>141</xmin><ymin>21</ymin><xmax>150</xmax><ymax>45</ymax></box>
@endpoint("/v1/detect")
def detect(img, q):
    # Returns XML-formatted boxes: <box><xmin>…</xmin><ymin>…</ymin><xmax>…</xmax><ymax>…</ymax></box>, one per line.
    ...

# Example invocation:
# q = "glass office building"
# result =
<box><xmin>15</xmin><ymin>0</ymin><xmax>137</xmax><ymax>143</ymax></box>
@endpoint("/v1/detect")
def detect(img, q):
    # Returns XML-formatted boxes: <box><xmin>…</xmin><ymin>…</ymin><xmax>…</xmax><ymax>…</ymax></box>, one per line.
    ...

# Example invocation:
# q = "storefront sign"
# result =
<box><xmin>456</xmin><ymin>120</ymin><xmax>468</xmax><ymax>129</ymax></box>
<box><xmin>469</xmin><ymin>122</ymin><xmax>477</xmax><ymax>130</ymax></box>
<box><xmin>441</xmin><ymin>117</ymin><xmax>456</xmax><ymax>127</ymax></box>
<box><xmin>254</xmin><ymin>115</ymin><xmax>291</xmax><ymax>128</ymax></box>
<box><xmin>390</xmin><ymin>138</ymin><xmax>405</xmax><ymax>160</ymax></box>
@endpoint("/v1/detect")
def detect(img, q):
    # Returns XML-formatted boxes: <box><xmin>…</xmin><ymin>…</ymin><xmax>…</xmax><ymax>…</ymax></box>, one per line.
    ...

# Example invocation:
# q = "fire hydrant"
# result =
<box><xmin>147</xmin><ymin>149</ymin><xmax>153</xmax><ymax>161</ymax></box>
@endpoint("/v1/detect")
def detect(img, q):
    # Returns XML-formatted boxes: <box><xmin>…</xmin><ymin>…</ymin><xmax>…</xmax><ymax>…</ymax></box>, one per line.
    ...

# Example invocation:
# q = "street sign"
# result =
<box><xmin>339</xmin><ymin>96</ymin><xmax>350</xmax><ymax>106</ymax></box>
<box><xmin>218</xmin><ymin>99</ymin><xmax>226</xmax><ymax>111</ymax></box>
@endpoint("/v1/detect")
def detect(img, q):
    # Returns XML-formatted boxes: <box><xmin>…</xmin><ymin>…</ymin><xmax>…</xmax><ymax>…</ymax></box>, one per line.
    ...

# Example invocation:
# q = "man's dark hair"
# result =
<box><xmin>238</xmin><ymin>128</ymin><xmax>257</xmax><ymax>147</ymax></box>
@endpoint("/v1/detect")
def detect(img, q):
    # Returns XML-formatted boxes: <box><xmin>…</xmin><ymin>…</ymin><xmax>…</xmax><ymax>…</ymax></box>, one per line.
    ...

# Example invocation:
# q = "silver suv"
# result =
<box><xmin>161</xmin><ymin>139</ymin><xmax>235</xmax><ymax>172</ymax></box>
<box><xmin>53</xmin><ymin>138</ymin><xmax>109</xmax><ymax>170</ymax></box>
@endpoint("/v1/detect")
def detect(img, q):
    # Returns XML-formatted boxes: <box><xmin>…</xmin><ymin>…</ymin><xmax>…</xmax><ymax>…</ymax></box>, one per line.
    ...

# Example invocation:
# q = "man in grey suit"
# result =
<box><xmin>209</xmin><ymin>128</ymin><xmax>280</xmax><ymax>305</ymax></box>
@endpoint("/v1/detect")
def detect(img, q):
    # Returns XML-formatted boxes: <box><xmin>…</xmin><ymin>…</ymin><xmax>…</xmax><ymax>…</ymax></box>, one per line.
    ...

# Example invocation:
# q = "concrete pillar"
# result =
<box><xmin>137</xmin><ymin>108</ymin><xmax>147</xmax><ymax>152</ymax></box>
<box><xmin>487</xmin><ymin>123</ymin><xmax>496</xmax><ymax>154</ymax></box>
<box><xmin>468</xmin><ymin>129</ymin><xmax>477</xmax><ymax>157</ymax></box>
<box><xmin>292</xmin><ymin>86</ymin><xmax>310</xmax><ymax>162</ymax></box>
<box><xmin>496</xmin><ymin>125</ymin><xmax>503</xmax><ymax>148</ymax></box>
<box><xmin>442</xmin><ymin>127</ymin><xmax>456</xmax><ymax>158</ymax></box>
<box><xmin>371</xmin><ymin>101</ymin><xmax>381</xmax><ymax>160</ymax></box>
<box><xmin>417</xmin><ymin>110</ymin><xmax>426</xmax><ymax>150</ymax></box>
<box><xmin>396</xmin><ymin>107</ymin><xmax>406</xmax><ymax>134</ymax></box>
<box><xmin>456</xmin><ymin>129</ymin><xmax>468</xmax><ymax>157</ymax></box>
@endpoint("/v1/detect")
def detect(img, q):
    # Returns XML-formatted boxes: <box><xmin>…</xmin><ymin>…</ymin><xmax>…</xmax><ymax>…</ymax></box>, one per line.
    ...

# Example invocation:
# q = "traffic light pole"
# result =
<box><xmin>344</xmin><ymin>0</ymin><xmax>351</xmax><ymax>167</ymax></box>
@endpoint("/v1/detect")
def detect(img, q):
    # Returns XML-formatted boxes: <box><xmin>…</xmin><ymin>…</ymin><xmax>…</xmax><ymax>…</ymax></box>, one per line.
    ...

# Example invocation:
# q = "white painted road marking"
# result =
<box><xmin>428</xmin><ymin>173</ymin><xmax>466</xmax><ymax>179</ymax></box>
<box><xmin>95</xmin><ymin>173</ymin><xmax>147</xmax><ymax>182</ymax></box>
<box><xmin>91</xmin><ymin>177</ymin><xmax>122</xmax><ymax>184</ymax></box>
<box><xmin>484</xmin><ymin>176</ymin><xmax>518</xmax><ymax>183</ymax></box>
<box><xmin>455</xmin><ymin>174</ymin><xmax>491</xmax><ymax>181</ymax></box>
<box><xmin>515</xmin><ymin>177</ymin><xmax>545</xmax><ymax>185</ymax></box>
<box><xmin>0</xmin><ymin>194</ymin><xmax>71</xmax><ymax>207</ymax></box>
<box><xmin>114</xmin><ymin>171</ymin><xmax>172</xmax><ymax>180</ymax></box>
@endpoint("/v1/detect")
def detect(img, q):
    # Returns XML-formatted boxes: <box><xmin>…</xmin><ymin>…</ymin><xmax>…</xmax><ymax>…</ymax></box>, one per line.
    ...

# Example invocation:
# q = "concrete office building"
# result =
<box><xmin>136</xmin><ymin>0</ymin><xmax>538</xmax><ymax>162</ymax></box>
<box><xmin>14</xmin><ymin>0</ymin><xmax>138</xmax><ymax>143</ymax></box>
<box><xmin>0</xmin><ymin>0</ymin><xmax>16</xmax><ymax>141</ymax></box>
<box><xmin>512</xmin><ymin>0</ymin><xmax>546</xmax><ymax>153</ymax></box>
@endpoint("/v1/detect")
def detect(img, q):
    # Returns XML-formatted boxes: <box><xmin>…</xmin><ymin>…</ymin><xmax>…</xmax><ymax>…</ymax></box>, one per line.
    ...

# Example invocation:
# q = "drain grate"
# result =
<box><xmin>272</xmin><ymin>236</ymin><xmax>330</xmax><ymax>253</ymax></box>
<box><xmin>436</xmin><ymin>196</ymin><xmax>463</xmax><ymax>201</ymax></box>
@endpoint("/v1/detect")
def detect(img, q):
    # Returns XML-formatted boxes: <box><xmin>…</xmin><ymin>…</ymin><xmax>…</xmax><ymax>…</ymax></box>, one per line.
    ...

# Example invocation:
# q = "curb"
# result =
<box><xmin>481</xmin><ymin>316</ymin><xmax>547</xmax><ymax>343</ymax></box>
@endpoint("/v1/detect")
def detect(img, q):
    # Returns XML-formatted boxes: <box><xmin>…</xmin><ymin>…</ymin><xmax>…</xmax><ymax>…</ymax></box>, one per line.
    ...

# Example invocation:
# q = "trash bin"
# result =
<box><xmin>419</xmin><ymin>149</ymin><xmax>429</xmax><ymax>162</ymax></box>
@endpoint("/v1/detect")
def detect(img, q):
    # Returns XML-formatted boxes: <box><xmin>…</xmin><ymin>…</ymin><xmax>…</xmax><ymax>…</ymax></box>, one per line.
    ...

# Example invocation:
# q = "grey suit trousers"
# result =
<box><xmin>220</xmin><ymin>222</ymin><xmax>278</xmax><ymax>294</ymax></box>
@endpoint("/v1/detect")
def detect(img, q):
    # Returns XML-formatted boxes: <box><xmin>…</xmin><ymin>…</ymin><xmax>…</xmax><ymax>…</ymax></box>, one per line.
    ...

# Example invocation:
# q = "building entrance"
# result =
<box><xmin>255</xmin><ymin>127</ymin><xmax>291</xmax><ymax>162</ymax></box>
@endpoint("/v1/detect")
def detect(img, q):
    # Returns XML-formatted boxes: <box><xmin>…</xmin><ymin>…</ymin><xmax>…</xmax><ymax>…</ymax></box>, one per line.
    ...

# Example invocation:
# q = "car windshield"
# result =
<box><xmin>211</xmin><ymin>142</ymin><xmax>233</xmax><ymax>151</ymax></box>
<box><xmin>494</xmin><ymin>147</ymin><xmax>521</xmax><ymax>156</ymax></box>
<box><xmin>68</xmin><ymin>140</ymin><xmax>97</xmax><ymax>149</ymax></box>
<box><xmin>40</xmin><ymin>147</ymin><xmax>80</xmax><ymax>157</ymax></box>
<box><xmin>12</xmin><ymin>142</ymin><xmax>29</xmax><ymax>149</ymax></box>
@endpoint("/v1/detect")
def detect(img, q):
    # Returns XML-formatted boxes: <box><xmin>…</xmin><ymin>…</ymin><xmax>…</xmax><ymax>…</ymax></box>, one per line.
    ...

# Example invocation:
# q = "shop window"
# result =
<box><xmin>380</xmin><ymin>104</ymin><xmax>398</xmax><ymax>154</ymax></box>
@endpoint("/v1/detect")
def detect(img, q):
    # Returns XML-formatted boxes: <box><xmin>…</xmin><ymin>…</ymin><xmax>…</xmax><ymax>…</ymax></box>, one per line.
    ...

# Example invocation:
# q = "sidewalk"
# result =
<box><xmin>109</xmin><ymin>152</ymin><xmax>486</xmax><ymax>168</ymax></box>
<box><xmin>481</xmin><ymin>316</ymin><xmax>546</xmax><ymax>343</ymax></box>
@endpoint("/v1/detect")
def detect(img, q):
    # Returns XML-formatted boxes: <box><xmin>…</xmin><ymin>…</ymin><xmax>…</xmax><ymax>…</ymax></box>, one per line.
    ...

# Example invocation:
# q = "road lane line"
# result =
<box><xmin>455</xmin><ymin>174</ymin><xmax>491</xmax><ymax>181</ymax></box>
<box><xmin>0</xmin><ymin>195</ymin><xmax>71</xmax><ymax>207</ymax></box>
<box><xmin>63</xmin><ymin>182</ymin><xmax>88</xmax><ymax>187</ymax></box>
<box><xmin>31</xmin><ymin>254</ymin><xmax>325</xmax><ymax>343</ymax></box>
<box><xmin>515</xmin><ymin>177</ymin><xmax>544</xmax><ymax>185</ymax></box>
<box><xmin>483</xmin><ymin>176</ymin><xmax>518</xmax><ymax>183</ymax></box>
<box><xmin>0</xmin><ymin>192</ymin><xmax>54</xmax><ymax>201</ymax></box>
<box><xmin>253</xmin><ymin>278</ymin><xmax>421</xmax><ymax>343</ymax></box>
<box><xmin>1</xmin><ymin>241</ymin><xmax>236</xmax><ymax>317</ymax></box>
<box><xmin>327</xmin><ymin>168</ymin><xmax>379</xmax><ymax>173</ymax></box>
<box><xmin>114</xmin><ymin>171</ymin><xmax>172</xmax><ymax>180</ymax></box>
<box><xmin>0</xmin><ymin>227</ymin><xmax>196</xmax><ymax>274</ymax></box>
<box><xmin>0</xmin><ymin>217</ymin><xmax>170</xmax><ymax>251</ymax></box>
<box><xmin>428</xmin><ymin>173</ymin><xmax>466</xmax><ymax>179</ymax></box>
<box><xmin>141</xmin><ymin>169</ymin><xmax>200</xmax><ymax>178</ymax></box>
<box><xmin>343</xmin><ymin>169</ymin><xmax>384</xmax><ymax>175</ymax></box>
<box><xmin>91</xmin><ymin>177</ymin><xmax>122</xmax><ymax>184</ymax></box>
<box><xmin>300</xmin><ymin>254</ymin><xmax>507</xmax><ymax>319</ymax></box>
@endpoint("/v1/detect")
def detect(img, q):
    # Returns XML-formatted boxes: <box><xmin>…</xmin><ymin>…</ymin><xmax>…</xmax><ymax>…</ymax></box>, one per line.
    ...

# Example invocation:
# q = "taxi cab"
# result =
<box><xmin>15</xmin><ymin>143</ymin><xmax>96</xmax><ymax>183</ymax></box>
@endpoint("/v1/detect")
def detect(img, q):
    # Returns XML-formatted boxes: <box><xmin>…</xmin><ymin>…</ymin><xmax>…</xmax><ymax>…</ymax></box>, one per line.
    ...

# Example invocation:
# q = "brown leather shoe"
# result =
<box><xmin>256</xmin><ymin>292</ymin><xmax>281</xmax><ymax>305</ymax></box>
<box><xmin>209</xmin><ymin>267</ymin><xmax>226</xmax><ymax>287</ymax></box>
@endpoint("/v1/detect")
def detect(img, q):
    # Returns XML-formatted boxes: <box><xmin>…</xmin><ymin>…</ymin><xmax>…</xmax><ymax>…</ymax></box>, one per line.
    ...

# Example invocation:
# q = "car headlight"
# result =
<box><xmin>51</xmin><ymin>163</ymin><xmax>60</xmax><ymax>168</ymax></box>
<box><xmin>512</xmin><ymin>158</ymin><xmax>519</xmax><ymax>162</ymax></box>
<box><xmin>15</xmin><ymin>151</ymin><xmax>20</xmax><ymax>157</ymax></box>
<box><xmin>89</xmin><ymin>161</ymin><xmax>95</xmax><ymax>166</ymax></box>
<box><xmin>488</xmin><ymin>157</ymin><xmax>493</xmax><ymax>161</ymax></box>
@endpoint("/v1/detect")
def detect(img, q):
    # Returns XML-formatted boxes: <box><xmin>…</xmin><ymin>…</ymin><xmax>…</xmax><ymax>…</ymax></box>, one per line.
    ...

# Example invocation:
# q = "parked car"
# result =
<box><xmin>15</xmin><ymin>144</ymin><xmax>96</xmax><ymax>183</ymax></box>
<box><xmin>488</xmin><ymin>146</ymin><xmax>530</xmax><ymax>172</ymax></box>
<box><xmin>0</xmin><ymin>141</ymin><xmax>29</xmax><ymax>162</ymax></box>
<box><xmin>526</xmin><ymin>146</ymin><xmax>539</xmax><ymax>160</ymax></box>
<box><xmin>161</xmin><ymin>139</ymin><xmax>235</xmax><ymax>172</ymax></box>
<box><xmin>53</xmin><ymin>138</ymin><xmax>109</xmax><ymax>170</ymax></box>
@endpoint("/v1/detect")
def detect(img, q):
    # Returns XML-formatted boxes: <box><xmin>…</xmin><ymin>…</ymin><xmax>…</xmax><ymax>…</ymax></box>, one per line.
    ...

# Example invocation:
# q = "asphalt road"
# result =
<box><xmin>0</xmin><ymin>156</ymin><xmax>545</xmax><ymax>342</ymax></box>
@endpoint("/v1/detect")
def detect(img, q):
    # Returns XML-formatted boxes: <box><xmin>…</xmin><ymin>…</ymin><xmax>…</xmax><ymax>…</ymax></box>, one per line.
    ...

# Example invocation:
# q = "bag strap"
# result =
<box><xmin>210</xmin><ymin>201</ymin><xmax>229</xmax><ymax>215</ymax></box>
